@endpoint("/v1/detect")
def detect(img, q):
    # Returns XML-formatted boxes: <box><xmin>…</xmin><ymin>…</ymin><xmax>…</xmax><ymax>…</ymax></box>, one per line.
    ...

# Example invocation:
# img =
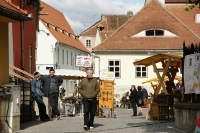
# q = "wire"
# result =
<box><xmin>5</xmin><ymin>98</ymin><xmax>14</xmax><ymax>132</ymax></box>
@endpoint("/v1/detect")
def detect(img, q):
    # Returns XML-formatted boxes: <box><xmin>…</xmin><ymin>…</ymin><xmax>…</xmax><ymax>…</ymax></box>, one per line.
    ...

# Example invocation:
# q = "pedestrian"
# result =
<box><xmin>78</xmin><ymin>68</ymin><xmax>100</xmax><ymax>130</ymax></box>
<box><xmin>137</xmin><ymin>86</ymin><xmax>144</xmax><ymax>116</ymax></box>
<box><xmin>175</xmin><ymin>78</ymin><xmax>184</xmax><ymax>103</ymax></box>
<box><xmin>40</xmin><ymin>68</ymin><xmax>63</xmax><ymax>121</ymax></box>
<box><xmin>31</xmin><ymin>71</ymin><xmax>50</xmax><ymax>121</ymax></box>
<box><xmin>129</xmin><ymin>85</ymin><xmax>137</xmax><ymax>117</ymax></box>
<box><xmin>142</xmin><ymin>86</ymin><xmax>148</xmax><ymax>108</ymax></box>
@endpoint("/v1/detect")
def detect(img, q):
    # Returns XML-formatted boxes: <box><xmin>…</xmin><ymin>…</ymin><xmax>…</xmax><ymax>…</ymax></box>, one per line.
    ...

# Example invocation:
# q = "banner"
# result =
<box><xmin>184</xmin><ymin>53</ymin><xmax>200</xmax><ymax>94</ymax></box>
<box><xmin>100</xmin><ymin>71</ymin><xmax>115</xmax><ymax>80</ymax></box>
<box><xmin>76</xmin><ymin>56</ymin><xmax>92</xmax><ymax>67</ymax></box>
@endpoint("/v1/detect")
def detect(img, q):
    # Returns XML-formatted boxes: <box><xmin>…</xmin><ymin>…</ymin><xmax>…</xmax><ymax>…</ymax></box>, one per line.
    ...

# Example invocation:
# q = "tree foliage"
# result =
<box><xmin>185</xmin><ymin>0</ymin><xmax>200</xmax><ymax>11</ymax></box>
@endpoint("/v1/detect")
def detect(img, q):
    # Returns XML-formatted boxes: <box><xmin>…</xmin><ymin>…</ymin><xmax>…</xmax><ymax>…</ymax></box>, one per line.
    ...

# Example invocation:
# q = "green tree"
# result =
<box><xmin>186</xmin><ymin>0</ymin><xmax>200</xmax><ymax>11</ymax></box>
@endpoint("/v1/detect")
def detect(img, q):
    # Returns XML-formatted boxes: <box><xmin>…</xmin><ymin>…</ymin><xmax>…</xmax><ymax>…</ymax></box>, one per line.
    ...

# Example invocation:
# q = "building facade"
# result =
<box><xmin>92</xmin><ymin>0</ymin><xmax>200</xmax><ymax>96</ymax></box>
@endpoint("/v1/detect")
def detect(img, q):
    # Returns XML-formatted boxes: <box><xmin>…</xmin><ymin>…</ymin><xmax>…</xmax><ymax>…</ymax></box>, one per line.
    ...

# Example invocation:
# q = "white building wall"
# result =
<box><xmin>36</xmin><ymin>21</ymin><xmax>57</xmax><ymax>70</ymax></box>
<box><xmin>37</xmin><ymin>21</ymin><xmax>88</xmax><ymax>93</ymax></box>
<box><xmin>95</xmin><ymin>52</ymin><xmax>182</xmax><ymax>97</ymax></box>
<box><xmin>57</xmin><ymin>43</ymin><xmax>88</xmax><ymax>70</ymax></box>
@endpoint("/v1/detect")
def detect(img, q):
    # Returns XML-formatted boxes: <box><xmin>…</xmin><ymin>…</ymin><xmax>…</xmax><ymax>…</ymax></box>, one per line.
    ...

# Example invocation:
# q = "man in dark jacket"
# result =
<box><xmin>78</xmin><ymin>68</ymin><xmax>100</xmax><ymax>130</ymax></box>
<box><xmin>129</xmin><ymin>85</ymin><xmax>137</xmax><ymax>117</ymax></box>
<box><xmin>40</xmin><ymin>68</ymin><xmax>63</xmax><ymax>121</ymax></box>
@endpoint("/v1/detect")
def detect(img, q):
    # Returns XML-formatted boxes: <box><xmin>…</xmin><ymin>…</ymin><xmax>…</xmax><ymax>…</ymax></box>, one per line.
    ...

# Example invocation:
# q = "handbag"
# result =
<box><xmin>137</xmin><ymin>98</ymin><xmax>144</xmax><ymax>107</ymax></box>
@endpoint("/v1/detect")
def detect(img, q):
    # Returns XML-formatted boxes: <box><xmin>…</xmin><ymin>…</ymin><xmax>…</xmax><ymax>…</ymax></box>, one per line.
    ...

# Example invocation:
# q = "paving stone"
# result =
<box><xmin>18</xmin><ymin>108</ymin><xmax>188</xmax><ymax>133</ymax></box>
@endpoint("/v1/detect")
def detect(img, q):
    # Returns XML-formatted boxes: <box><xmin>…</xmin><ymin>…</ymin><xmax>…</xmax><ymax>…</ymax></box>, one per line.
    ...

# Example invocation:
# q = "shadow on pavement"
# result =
<box><xmin>94</xmin><ymin>123</ymin><xmax>104</xmax><ymax>128</ymax></box>
<box><xmin>20</xmin><ymin>120</ymin><xmax>49</xmax><ymax>130</ymax></box>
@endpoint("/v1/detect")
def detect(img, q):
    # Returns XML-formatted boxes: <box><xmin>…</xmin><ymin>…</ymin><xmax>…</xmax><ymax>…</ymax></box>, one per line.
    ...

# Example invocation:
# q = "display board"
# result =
<box><xmin>184</xmin><ymin>53</ymin><xmax>200</xmax><ymax>94</ymax></box>
<box><xmin>99</xmin><ymin>80</ymin><xmax>114</xmax><ymax>108</ymax></box>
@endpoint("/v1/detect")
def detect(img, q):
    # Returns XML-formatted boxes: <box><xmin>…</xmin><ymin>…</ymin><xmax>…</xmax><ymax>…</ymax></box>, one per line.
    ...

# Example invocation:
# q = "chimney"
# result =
<box><xmin>145</xmin><ymin>0</ymin><xmax>152</xmax><ymax>5</ymax></box>
<box><xmin>127</xmin><ymin>10</ymin><xmax>133</xmax><ymax>16</ymax></box>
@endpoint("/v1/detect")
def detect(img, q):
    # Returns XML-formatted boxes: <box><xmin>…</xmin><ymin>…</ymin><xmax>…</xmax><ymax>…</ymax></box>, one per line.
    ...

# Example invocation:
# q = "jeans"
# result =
<box><xmin>34</xmin><ymin>96</ymin><xmax>49</xmax><ymax>120</ymax></box>
<box><xmin>83</xmin><ymin>99</ymin><xmax>97</xmax><ymax>127</ymax></box>
<box><xmin>48</xmin><ymin>93</ymin><xmax>60</xmax><ymax>118</ymax></box>
<box><xmin>131</xmin><ymin>101</ymin><xmax>137</xmax><ymax>115</ymax></box>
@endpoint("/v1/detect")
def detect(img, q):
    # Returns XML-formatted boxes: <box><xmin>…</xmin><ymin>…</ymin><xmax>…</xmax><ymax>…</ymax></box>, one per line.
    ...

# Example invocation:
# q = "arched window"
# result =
<box><xmin>146</xmin><ymin>29</ymin><xmax>164</xmax><ymax>36</ymax></box>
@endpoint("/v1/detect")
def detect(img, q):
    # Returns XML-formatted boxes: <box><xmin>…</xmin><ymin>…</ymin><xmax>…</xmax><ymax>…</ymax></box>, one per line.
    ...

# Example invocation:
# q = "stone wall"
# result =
<box><xmin>174</xmin><ymin>103</ymin><xmax>200</xmax><ymax>133</ymax></box>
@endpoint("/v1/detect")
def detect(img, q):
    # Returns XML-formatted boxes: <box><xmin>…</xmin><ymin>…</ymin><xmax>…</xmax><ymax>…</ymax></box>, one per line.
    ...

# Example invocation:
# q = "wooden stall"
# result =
<box><xmin>133</xmin><ymin>54</ymin><xmax>182</xmax><ymax>120</ymax></box>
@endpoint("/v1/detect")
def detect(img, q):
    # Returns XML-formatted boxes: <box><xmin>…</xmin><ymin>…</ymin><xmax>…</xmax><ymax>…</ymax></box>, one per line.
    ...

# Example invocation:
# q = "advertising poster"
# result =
<box><xmin>184</xmin><ymin>53</ymin><xmax>200</xmax><ymax>94</ymax></box>
<box><xmin>76</xmin><ymin>56</ymin><xmax>92</xmax><ymax>67</ymax></box>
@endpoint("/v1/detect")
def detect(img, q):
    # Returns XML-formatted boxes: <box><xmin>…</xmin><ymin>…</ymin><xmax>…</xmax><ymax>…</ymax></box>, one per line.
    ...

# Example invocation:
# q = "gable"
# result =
<box><xmin>94</xmin><ymin>0</ymin><xmax>200</xmax><ymax>51</ymax></box>
<box><xmin>40</xmin><ymin>1</ymin><xmax>89</xmax><ymax>53</ymax></box>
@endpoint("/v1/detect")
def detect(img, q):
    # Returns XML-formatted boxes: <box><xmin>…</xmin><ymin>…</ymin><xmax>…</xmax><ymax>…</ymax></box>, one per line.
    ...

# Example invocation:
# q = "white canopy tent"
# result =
<box><xmin>38</xmin><ymin>69</ymin><xmax>99</xmax><ymax>79</ymax></box>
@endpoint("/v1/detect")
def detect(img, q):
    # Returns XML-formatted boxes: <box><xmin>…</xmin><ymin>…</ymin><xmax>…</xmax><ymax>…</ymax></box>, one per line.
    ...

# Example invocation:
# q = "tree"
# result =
<box><xmin>185</xmin><ymin>0</ymin><xmax>200</xmax><ymax>11</ymax></box>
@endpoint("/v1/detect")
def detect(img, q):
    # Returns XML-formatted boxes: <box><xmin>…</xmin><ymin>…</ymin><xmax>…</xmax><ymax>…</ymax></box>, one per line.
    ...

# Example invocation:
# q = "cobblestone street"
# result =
<box><xmin>18</xmin><ymin>108</ymin><xmax>188</xmax><ymax>133</ymax></box>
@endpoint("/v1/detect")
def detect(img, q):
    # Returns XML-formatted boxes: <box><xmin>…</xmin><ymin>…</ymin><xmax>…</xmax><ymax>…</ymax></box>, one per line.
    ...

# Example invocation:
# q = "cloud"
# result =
<box><xmin>42</xmin><ymin>0</ymin><xmax>144</xmax><ymax>34</ymax></box>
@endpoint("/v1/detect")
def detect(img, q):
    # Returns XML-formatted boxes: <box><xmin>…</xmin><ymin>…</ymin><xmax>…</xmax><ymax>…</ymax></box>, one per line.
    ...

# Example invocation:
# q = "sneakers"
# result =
<box><xmin>90</xmin><ymin>127</ymin><xmax>94</xmax><ymax>129</ymax></box>
<box><xmin>51</xmin><ymin>117</ymin><xmax>57</xmax><ymax>121</ymax></box>
<box><xmin>57</xmin><ymin>116</ymin><xmax>61</xmax><ymax>120</ymax></box>
<box><xmin>83</xmin><ymin>125</ymin><xmax>90</xmax><ymax>130</ymax></box>
<box><xmin>50</xmin><ymin>116</ymin><xmax>61</xmax><ymax>121</ymax></box>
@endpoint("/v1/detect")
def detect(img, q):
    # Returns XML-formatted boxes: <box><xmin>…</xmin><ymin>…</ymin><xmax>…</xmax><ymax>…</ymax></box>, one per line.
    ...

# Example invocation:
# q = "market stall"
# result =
<box><xmin>133</xmin><ymin>54</ymin><xmax>182</xmax><ymax>120</ymax></box>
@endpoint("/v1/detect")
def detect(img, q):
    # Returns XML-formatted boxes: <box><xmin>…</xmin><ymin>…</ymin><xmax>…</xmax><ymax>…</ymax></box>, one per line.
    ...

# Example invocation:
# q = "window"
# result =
<box><xmin>29</xmin><ymin>46</ymin><xmax>32</xmax><ymax>74</ymax></box>
<box><xmin>57</xmin><ymin>48</ymin><xmax>59</xmax><ymax>63</ymax></box>
<box><xmin>146</xmin><ymin>29</ymin><xmax>164</xmax><ymax>36</ymax></box>
<box><xmin>71</xmin><ymin>52</ymin><xmax>72</xmax><ymax>65</ymax></box>
<box><xmin>136</xmin><ymin>65</ymin><xmax>147</xmax><ymax>78</ymax></box>
<box><xmin>108</xmin><ymin>60</ymin><xmax>120</xmax><ymax>78</ymax></box>
<box><xmin>67</xmin><ymin>51</ymin><xmax>68</xmax><ymax>65</ymax></box>
<box><xmin>86</xmin><ymin>40</ymin><xmax>91</xmax><ymax>48</ymax></box>
<box><xmin>62</xmin><ymin>50</ymin><xmax>64</xmax><ymax>64</ymax></box>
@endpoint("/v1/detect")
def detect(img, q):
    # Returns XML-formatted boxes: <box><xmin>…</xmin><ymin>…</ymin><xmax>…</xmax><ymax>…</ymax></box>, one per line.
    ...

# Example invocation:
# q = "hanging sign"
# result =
<box><xmin>76</xmin><ymin>56</ymin><xmax>92</xmax><ymax>67</ymax></box>
<box><xmin>100</xmin><ymin>71</ymin><xmax>115</xmax><ymax>80</ymax></box>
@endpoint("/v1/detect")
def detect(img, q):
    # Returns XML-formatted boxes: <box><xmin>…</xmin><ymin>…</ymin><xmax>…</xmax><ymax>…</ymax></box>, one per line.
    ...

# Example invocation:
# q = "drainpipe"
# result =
<box><xmin>20</xmin><ymin>0</ymin><xmax>24</xmax><ymax>70</ymax></box>
<box><xmin>20</xmin><ymin>0</ymin><xmax>25</xmax><ymax>123</ymax></box>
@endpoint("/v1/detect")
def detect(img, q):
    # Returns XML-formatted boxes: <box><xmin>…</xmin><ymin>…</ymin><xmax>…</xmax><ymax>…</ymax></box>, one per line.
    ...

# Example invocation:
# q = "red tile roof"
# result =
<box><xmin>165</xmin><ymin>0</ymin><xmax>188</xmax><ymax>3</ymax></box>
<box><xmin>0</xmin><ymin>0</ymin><xmax>27</xmax><ymax>15</ymax></box>
<box><xmin>94</xmin><ymin>0</ymin><xmax>200</xmax><ymax>51</ymax></box>
<box><xmin>40</xmin><ymin>2</ymin><xmax>89</xmax><ymax>53</ymax></box>
<box><xmin>80</xmin><ymin>14</ymin><xmax>132</xmax><ymax>36</ymax></box>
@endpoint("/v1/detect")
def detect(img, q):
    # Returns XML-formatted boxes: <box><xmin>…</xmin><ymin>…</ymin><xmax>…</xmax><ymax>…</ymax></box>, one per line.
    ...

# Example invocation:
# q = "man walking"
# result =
<box><xmin>41</xmin><ymin>68</ymin><xmax>63</xmax><ymax>120</ymax></box>
<box><xmin>31</xmin><ymin>72</ymin><xmax>50</xmax><ymax>121</ymax></box>
<box><xmin>78</xmin><ymin>68</ymin><xmax>100</xmax><ymax>130</ymax></box>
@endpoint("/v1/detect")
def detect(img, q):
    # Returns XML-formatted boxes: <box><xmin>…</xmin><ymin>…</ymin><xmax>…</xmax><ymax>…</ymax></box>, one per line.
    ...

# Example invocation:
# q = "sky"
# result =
<box><xmin>42</xmin><ymin>0</ymin><xmax>145</xmax><ymax>35</ymax></box>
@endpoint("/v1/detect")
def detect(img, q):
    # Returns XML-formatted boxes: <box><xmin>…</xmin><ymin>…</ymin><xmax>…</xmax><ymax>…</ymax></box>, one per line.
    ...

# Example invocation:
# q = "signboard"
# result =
<box><xmin>76</xmin><ymin>56</ymin><xmax>92</xmax><ymax>67</ymax></box>
<box><xmin>100</xmin><ymin>71</ymin><xmax>115</xmax><ymax>80</ymax></box>
<box><xmin>184</xmin><ymin>53</ymin><xmax>200</xmax><ymax>94</ymax></box>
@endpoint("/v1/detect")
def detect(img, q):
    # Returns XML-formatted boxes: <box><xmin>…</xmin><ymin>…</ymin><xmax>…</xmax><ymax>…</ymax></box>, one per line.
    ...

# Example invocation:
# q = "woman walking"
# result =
<box><xmin>129</xmin><ymin>85</ymin><xmax>137</xmax><ymax>117</ymax></box>
<box><xmin>137</xmin><ymin>86</ymin><xmax>144</xmax><ymax>116</ymax></box>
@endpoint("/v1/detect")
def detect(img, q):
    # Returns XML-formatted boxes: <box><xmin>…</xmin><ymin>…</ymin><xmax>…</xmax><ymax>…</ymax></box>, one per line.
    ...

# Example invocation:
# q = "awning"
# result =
<box><xmin>9</xmin><ymin>64</ymin><xmax>34</xmax><ymax>82</ymax></box>
<box><xmin>38</xmin><ymin>69</ymin><xmax>99</xmax><ymax>79</ymax></box>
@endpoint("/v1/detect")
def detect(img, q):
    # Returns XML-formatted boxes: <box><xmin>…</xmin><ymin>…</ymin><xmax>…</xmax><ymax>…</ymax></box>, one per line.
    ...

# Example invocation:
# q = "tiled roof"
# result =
<box><xmin>94</xmin><ymin>0</ymin><xmax>200</xmax><ymax>51</ymax></box>
<box><xmin>40</xmin><ymin>1</ymin><xmax>89</xmax><ymax>53</ymax></box>
<box><xmin>0</xmin><ymin>0</ymin><xmax>27</xmax><ymax>14</ymax></box>
<box><xmin>80</xmin><ymin>14</ymin><xmax>132</xmax><ymax>36</ymax></box>
<box><xmin>99</xmin><ymin>31</ymin><xmax>114</xmax><ymax>42</ymax></box>
<box><xmin>165</xmin><ymin>0</ymin><xmax>188</xmax><ymax>3</ymax></box>
<box><xmin>166</xmin><ymin>5</ymin><xmax>200</xmax><ymax>38</ymax></box>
